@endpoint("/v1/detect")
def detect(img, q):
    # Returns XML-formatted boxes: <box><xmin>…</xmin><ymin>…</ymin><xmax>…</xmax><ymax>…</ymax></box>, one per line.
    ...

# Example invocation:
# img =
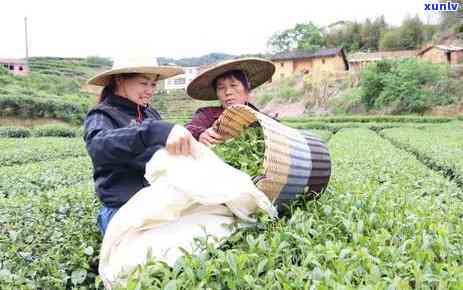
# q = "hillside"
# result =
<box><xmin>152</xmin><ymin>91</ymin><xmax>220</xmax><ymax>124</ymax></box>
<box><xmin>158</xmin><ymin>52</ymin><xmax>236</xmax><ymax>67</ymax></box>
<box><xmin>2</xmin><ymin>55</ymin><xmax>463</xmax><ymax>129</ymax></box>
<box><xmin>0</xmin><ymin>54</ymin><xmax>252</xmax><ymax>127</ymax></box>
<box><xmin>253</xmin><ymin>59</ymin><xmax>463</xmax><ymax>117</ymax></box>
<box><xmin>28</xmin><ymin>56</ymin><xmax>112</xmax><ymax>81</ymax></box>
<box><xmin>0</xmin><ymin>56</ymin><xmax>113</xmax><ymax>126</ymax></box>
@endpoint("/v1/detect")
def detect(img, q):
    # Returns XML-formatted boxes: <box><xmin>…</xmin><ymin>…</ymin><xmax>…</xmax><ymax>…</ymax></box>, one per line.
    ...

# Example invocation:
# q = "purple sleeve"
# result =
<box><xmin>185</xmin><ymin>108</ymin><xmax>217</xmax><ymax>140</ymax></box>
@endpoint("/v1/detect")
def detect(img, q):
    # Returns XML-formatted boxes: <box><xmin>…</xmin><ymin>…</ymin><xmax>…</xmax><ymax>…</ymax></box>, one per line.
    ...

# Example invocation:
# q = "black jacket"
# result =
<box><xmin>83</xmin><ymin>94</ymin><xmax>174</xmax><ymax>208</ymax></box>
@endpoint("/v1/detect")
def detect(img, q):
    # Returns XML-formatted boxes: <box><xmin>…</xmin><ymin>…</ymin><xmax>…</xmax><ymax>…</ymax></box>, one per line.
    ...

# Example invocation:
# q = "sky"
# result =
<box><xmin>1</xmin><ymin>0</ymin><xmax>439</xmax><ymax>60</ymax></box>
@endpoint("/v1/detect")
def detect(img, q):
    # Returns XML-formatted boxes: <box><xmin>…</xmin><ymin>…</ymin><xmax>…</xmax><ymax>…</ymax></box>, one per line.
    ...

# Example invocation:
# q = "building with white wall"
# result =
<box><xmin>164</xmin><ymin>66</ymin><xmax>199</xmax><ymax>92</ymax></box>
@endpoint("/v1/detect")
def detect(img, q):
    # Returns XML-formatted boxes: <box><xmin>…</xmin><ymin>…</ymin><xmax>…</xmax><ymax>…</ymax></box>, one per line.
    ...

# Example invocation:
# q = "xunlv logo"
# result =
<box><xmin>425</xmin><ymin>1</ymin><xmax>460</xmax><ymax>11</ymax></box>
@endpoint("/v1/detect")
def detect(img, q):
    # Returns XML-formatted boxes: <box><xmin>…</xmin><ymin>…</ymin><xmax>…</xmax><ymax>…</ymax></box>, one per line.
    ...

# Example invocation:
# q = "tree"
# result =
<box><xmin>361</xmin><ymin>18</ymin><xmax>374</xmax><ymax>50</ymax></box>
<box><xmin>344</xmin><ymin>22</ymin><xmax>363</xmax><ymax>51</ymax></box>
<box><xmin>423</xmin><ymin>24</ymin><xmax>438</xmax><ymax>42</ymax></box>
<box><xmin>379</xmin><ymin>15</ymin><xmax>425</xmax><ymax>50</ymax></box>
<box><xmin>369</xmin><ymin>16</ymin><xmax>388</xmax><ymax>50</ymax></box>
<box><xmin>294</xmin><ymin>23</ymin><xmax>326</xmax><ymax>50</ymax></box>
<box><xmin>324</xmin><ymin>20</ymin><xmax>368</xmax><ymax>52</ymax></box>
<box><xmin>398</xmin><ymin>15</ymin><xmax>425</xmax><ymax>49</ymax></box>
<box><xmin>267</xmin><ymin>22</ymin><xmax>325</xmax><ymax>53</ymax></box>
<box><xmin>439</xmin><ymin>0</ymin><xmax>463</xmax><ymax>33</ymax></box>
<box><xmin>267</xmin><ymin>29</ymin><xmax>295</xmax><ymax>53</ymax></box>
<box><xmin>379</xmin><ymin>29</ymin><xmax>402</xmax><ymax>50</ymax></box>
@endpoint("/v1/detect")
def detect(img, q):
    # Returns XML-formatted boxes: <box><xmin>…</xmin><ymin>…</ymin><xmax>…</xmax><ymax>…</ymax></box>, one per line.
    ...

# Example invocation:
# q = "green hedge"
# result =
<box><xmin>381</xmin><ymin>126</ymin><xmax>463</xmax><ymax>186</ymax></box>
<box><xmin>33</xmin><ymin>124</ymin><xmax>78</xmax><ymax>137</ymax></box>
<box><xmin>0</xmin><ymin>95</ymin><xmax>87</xmax><ymax>124</ymax></box>
<box><xmin>0</xmin><ymin>127</ymin><xmax>32</xmax><ymax>138</ymax></box>
<box><xmin>284</xmin><ymin>121</ymin><xmax>429</xmax><ymax>133</ymax></box>
<box><xmin>281</xmin><ymin>115</ymin><xmax>454</xmax><ymax>124</ymax></box>
<box><xmin>0</xmin><ymin>126</ymin><xmax>83</xmax><ymax>138</ymax></box>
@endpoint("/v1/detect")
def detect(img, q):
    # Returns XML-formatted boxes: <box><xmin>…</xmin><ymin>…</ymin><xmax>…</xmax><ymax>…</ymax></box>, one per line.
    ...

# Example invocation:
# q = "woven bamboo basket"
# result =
<box><xmin>214</xmin><ymin>105</ymin><xmax>331</xmax><ymax>205</ymax></box>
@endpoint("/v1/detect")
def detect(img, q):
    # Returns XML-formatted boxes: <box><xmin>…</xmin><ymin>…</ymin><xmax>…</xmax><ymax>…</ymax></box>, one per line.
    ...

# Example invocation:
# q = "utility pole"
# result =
<box><xmin>24</xmin><ymin>16</ymin><xmax>29</xmax><ymax>62</ymax></box>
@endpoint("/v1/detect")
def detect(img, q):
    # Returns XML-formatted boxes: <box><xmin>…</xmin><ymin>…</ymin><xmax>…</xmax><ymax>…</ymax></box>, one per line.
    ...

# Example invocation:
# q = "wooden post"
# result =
<box><xmin>24</xmin><ymin>16</ymin><xmax>29</xmax><ymax>61</ymax></box>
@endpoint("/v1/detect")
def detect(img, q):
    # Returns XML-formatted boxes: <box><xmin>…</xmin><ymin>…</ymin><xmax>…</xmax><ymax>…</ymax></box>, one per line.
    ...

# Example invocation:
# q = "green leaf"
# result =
<box><xmin>83</xmin><ymin>246</ymin><xmax>94</xmax><ymax>256</ymax></box>
<box><xmin>71</xmin><ymin>269</ymin><xmax>87</xmax><ymax>285</ymax></box>
<box><xmin>163</xmin><ymin>280</ymin><xmax>177</xmax><ymax>290</ymax></box>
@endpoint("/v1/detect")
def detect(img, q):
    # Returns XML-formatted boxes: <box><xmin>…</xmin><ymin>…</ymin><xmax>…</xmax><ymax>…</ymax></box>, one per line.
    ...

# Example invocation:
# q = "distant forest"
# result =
<box><xmin>268</xmin><ymin>1</ymin><xmax>463</xmax><ymax>53</ymax></box>
<box><xmin>158</xmin><ymin>53</ymin><xmax>236</xmax><ymax>67</ymax></box>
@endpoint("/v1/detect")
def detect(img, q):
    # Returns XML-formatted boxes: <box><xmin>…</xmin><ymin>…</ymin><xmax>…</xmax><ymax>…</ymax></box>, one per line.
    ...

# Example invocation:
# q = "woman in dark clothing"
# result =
<box><xmin>185</xmin><ymin>58</ymin><xmax>277</xmax><ymax>146</ymax></box>
<box><xmin>84</xmin><ymin>56</ymin><xmax>194</xmax><ymax>235</ymax></box>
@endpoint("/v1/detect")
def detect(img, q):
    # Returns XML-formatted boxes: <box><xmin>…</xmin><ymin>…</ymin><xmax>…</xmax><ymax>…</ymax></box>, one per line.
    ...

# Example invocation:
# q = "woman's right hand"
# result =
<box><xmin>165</xmin><ymin>125</ymin><xmax>194</xmax><ymax>155</ymax></box>
<box><xmin>199</xmin><ymin>128</ymin><xmax>223</xmax><ymax>146</ymax></box>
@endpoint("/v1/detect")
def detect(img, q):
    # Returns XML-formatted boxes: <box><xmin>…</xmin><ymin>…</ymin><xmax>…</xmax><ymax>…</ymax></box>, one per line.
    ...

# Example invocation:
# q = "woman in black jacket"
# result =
<box><xmin>84</xmin><ymin>56</ymin><xmax>194</xmax><ymax>235</ymax></box>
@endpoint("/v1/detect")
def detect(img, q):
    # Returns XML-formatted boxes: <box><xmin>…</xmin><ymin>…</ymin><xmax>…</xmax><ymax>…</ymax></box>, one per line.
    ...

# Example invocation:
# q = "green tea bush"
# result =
<box><xmin>381</xmin><ymin>126</ymin><xmax>463</xmax><ymax>186</ymax></box>
<box><xmin>0</xmin><ymin>126</ymin><xmax>32</xmax><ymax>138</ymax></box>
<box><xmin>285</xmin><ymin>121</ymin><xmax>429</xmax><ymax>133</ymax></box>
<box><xmin>0</xmin><ymin>156</ymin><xmax>92</xmax><ymax>197</ymax></box>
<box><xmin>0</xmin><ymin>95</ymin><xmax>86</xmax><ymax>124</ymax></box>
<box><xmin>33</xmin><ymin>124</ymin><xmax>78</xmax><ymax>137</ymax></box>
<box><xmin>0</xmin><ymin>182</ymin><xmax>101</xmax><ymax>289</ymax></box>
<box><xmin>0</xmin><ymin>66</ymin><xmax>9</xmax><ymax>76</ymax></box>
<box><xmin>281</xmin><ymin>115</ymin><xmax>454</xmax><ymax>123</ymax></box>
<box><xmin>86</xmin><ymin>56</ymin><xmax>113</xmax><ymax>67</ymax></box>
<box><xmin>0</xmin><ymin>137</ymin><xmax>86</xmax><ymax>166</ymax></box>
<box><xmin>113</xmin><ymin>127</ymin><xmax>463</xmax><ymax>289</ymax></box>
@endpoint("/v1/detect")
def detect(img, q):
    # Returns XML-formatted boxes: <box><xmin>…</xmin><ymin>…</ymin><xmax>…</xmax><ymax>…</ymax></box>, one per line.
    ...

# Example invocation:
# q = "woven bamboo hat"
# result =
<box><xmin>87</xmin><ymin>55</ymin><xmax>184</xmax><ymax>86</ymax></box>
<box><xmin>187</xmin><ymin>57</ymin><xmax>275</xmax><ymax>100</ymax></box>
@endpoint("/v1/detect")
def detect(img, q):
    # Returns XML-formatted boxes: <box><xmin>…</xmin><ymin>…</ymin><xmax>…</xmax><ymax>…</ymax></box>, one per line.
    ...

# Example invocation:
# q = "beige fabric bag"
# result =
<box><xmin>99</xmin><ymin>140</ymin><xmax>277</xmax><ymax>288</ymax></box>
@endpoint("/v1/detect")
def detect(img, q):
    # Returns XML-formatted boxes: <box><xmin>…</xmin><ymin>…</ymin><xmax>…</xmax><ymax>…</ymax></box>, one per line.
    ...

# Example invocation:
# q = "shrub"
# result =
<box><xmin>327</xmin><ymin>87</ymin><xmax>364</xmax><ymax>114</ymax></box>
<box><xmin>85</xmin><ymin>56</ymin><xmax>112</xmax><ymax>67</ymax></box>
<box><xmin>254</xmin><ymin>75</ymin><xmax>304</xmax><ymax>105</ymax></box>
<box><xmin>0</xmin><ymin>66</ymin><xmax>9</xmax><ymax>76</ymax></box>
<box><xmin>281</xmin><ymin>115</ymin><xmax>454</xmax><ymax>123</ymax></box>
<box><xmin>360</xmin><ymin>59</ymin><xmax>461</xmax><ymax>114</ymax></box>
<box><xmin>75</xmin><ymin>126</ymin><xmax>85</xmax><ymax>137</ymax></box>
<box><xmin>33</xmin><ymin>125</ymin><xmax>78</xmax><ymax>137</ymax></box>
<box><xmin>0</xmin><ymin>127</ymin><xmax>32</xmax><ymax>138</ymax></box>
<box><xmin>359</xmin><ymin>60</ymin><xmax>394</xmax><ymax>110</ymax></box>
<box><xmin>0</xmin><ymin>95</ymin><xmax>86</xmax><ymax>125</ymax></box>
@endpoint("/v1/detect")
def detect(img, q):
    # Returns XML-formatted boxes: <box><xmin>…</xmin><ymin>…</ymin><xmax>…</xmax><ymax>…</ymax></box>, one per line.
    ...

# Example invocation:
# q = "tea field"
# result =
<box><xmin>1</xmin><ymin>120</ymin><xmax>463</xmax><ymax>289</ymax></box>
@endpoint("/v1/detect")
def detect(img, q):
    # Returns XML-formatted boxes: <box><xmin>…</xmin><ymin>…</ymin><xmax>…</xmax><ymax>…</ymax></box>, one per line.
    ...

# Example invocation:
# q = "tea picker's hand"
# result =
<box><xmin>199</xmin><ymin>127</ymin><xmax>224</xmax><ymax>146</ymax></box>
<box><xmin>166</xmin><ymin>125</ymin><xmax>194</xmax><ymax>155</ymax></box>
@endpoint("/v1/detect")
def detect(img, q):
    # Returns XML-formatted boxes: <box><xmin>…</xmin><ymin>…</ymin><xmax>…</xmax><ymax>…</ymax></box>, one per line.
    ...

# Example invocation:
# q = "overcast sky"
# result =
<box><xmin>1</xmin><ymin>0</ymin><xmax>439</xmax><ymax>59</ymax></box>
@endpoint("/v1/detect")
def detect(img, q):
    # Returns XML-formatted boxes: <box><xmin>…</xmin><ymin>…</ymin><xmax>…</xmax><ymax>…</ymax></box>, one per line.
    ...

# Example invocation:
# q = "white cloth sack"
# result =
<box><xmin>99</xmin><ymin>140</ymin><xmax>277</xmax><ymax>287</ymax></box>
